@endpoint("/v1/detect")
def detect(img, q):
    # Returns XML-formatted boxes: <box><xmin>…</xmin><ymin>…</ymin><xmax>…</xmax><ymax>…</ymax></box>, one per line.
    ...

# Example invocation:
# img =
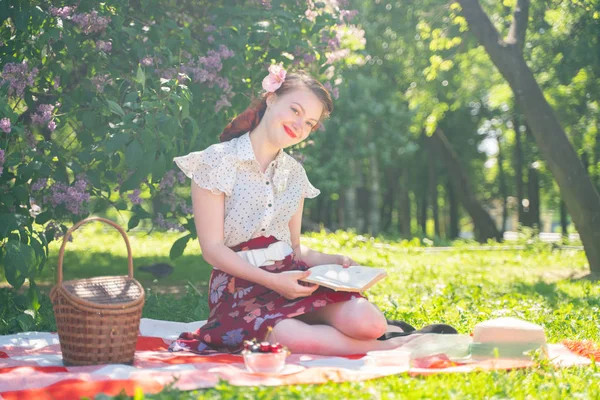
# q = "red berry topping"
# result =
<box><xmin>259</xmin><ymin>342</ymin><xmax>271</xmax><ymax>353</ymax></box>
<box><xmin>270</xmin><ymin>343</ymin><xmax>282</xmax><ymax>353</ymax></box>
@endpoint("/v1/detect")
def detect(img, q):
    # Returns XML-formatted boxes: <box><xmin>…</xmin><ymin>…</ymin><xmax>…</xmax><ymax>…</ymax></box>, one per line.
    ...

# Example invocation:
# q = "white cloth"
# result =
<box><xmin>174</xmin><ymin>132</ymin><xmax>319</xmax><ymax>247</ymax></box>
<box><xmin>236</xmin><ymin>241</ymin><xmax>294</xmax><ymax>267</ymax></box>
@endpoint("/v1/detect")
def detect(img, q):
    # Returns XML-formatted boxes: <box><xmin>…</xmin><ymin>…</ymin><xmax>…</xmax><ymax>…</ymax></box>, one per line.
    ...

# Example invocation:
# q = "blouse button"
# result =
<box><xmin>268</xmin><ymin>203</ymin><xmax>272</xmax><ymax>207</ymax></box>
<box><xmin>266</xmin><ymin>181</ymin><xmax>270</xmax><ymax>185</ymax></box>
<box><xmin>261</xmin><ymin>228</ymin><xmax>266</xmax><ymax>231</ymax></box>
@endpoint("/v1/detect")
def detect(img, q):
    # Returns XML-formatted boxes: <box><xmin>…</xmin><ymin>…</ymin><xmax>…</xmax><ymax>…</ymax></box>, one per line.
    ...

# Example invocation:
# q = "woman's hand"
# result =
<box><xmin>270</xmin><ymin>270</ymin><xmax>319</xmax><ymax>300</ymax></box>
<box><xmin>337</xmin><ymin>254</ymin><xmax>359</xmax><ymax>268</ymax></box>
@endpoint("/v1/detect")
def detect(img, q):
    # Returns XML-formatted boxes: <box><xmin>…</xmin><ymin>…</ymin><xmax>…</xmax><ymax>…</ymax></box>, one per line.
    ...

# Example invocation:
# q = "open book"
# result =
<box><xmin>300</xmin><ymin>264</ymin><xmax>387</xmax><ymax>292</ymax></box>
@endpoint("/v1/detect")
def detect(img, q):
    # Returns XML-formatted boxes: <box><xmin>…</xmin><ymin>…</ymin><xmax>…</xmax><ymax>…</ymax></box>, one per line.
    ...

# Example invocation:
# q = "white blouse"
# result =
<box><xmin>174</xmin><ymin>132</ymin><xmax>320</xmax><ymax>247</ymax></box>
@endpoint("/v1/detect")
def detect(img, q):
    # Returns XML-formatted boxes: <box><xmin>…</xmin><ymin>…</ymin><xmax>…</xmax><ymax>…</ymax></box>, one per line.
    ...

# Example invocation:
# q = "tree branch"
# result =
<box><xmin>506</xmin><ymin>0</ymin><xmax>529</xmax><ymax>50</ymax></box>
<box><xmin>455</xmin><ymin>0</ymin><xmax>504</xmax><ymax>51</ymax></box>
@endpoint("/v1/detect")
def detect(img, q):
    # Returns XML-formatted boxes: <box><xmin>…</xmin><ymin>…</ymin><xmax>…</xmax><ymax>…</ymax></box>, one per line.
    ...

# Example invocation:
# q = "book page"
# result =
<box><xmin>301</xmin><ymin>264</ymin><xmax>387</xmax><ymax>292</ymax></box>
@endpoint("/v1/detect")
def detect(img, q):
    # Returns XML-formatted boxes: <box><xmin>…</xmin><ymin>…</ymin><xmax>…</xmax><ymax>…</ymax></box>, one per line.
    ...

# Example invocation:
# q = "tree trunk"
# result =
<box><xmin>381</xmin><ymin>167</ymin><xmax>396</xmax><ymax>233</ymax></box>
<box><xmin>448</xmin><ymin>181</ymin><xmax>460</xmax><ymax>239</ymax></box>
<box><xmin>344</xmin><ymin>158</ymin><xmax>358</xmax><ymax>230</ymax></box>
<box><xmin>560</xmin><ymin>198</ymin><xmax>568</xmax><ymax>239</ymax></box>
<box><xmin>368</xmin><ymin>144</ymin><xmax>380</xmax><ymax>236</ymax></box>
<box><xmin>398</xmin><ymin>167</ymin><xmax>412</xmax><ymax>237</ymax></box>
<box><xmin>427</xmin><ymin>137</ymin><xmax>440</xmax><ymax>237</ymax></box>
<box><xmin>457</xmin><ymin>0</ymin><xmax>600</xmax><ymax>275</ymax></box>
<box><xmin>527</xmin><ymin>165</ymin><xmax>540</xmax><ymax>229</ymax></box>
<box><xmin>431</xmin><ymin>129</ymin><xmax>502</xmax><ymax>242</ymax></box>
<box><xmin>497</xmin><ymin>135</ymin><xmax>508</xmax><ymax>233</ymax></box>
<box><xmin>419</xmin><ymin>186</ymin><xmax>428</xmax><ymax>236</ymax></box>
<box><xmin>513</xmin><ymin>115</ymin><xmax>526</xmax><ymax>225</ymax></box>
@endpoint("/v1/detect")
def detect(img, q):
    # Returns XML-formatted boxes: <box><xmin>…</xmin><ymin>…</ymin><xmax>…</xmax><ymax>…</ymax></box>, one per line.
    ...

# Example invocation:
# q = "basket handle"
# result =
<box><xmin>57</xmin><ymin>217</ymin><xmax>134</xmax><ymax>284</ymax></box>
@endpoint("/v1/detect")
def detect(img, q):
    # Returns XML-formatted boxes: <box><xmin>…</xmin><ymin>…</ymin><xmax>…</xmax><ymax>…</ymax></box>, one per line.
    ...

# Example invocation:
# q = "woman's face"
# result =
<box><xmin>264</xmin><ymin>88</ymin><xmax>324</xmax><ymax>149</ymax></box>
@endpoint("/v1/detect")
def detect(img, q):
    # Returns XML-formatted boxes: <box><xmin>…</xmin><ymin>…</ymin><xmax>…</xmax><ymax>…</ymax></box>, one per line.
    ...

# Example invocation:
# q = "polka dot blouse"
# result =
<box><xmin>173</xmin><ymin>132</ymin><xmax>320</xmax><ymax>248</ymax></box>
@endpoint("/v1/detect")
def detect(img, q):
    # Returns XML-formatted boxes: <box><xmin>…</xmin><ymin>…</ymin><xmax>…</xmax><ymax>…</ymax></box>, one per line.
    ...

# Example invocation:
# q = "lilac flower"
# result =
<box><xmin>141</xmin><ymin>57</ymin><xmax>153</xmax><ymax>66</ymax></box>
<box><xmin>128</xmin><ymin>189</ymin><xmax>142</xmax><ymax>205</ymax></box>
<box><xmin>207</xmin><ymin>35</ymin><xmax>215</xmax><ymax>44</ymax></box>
<box><xmin>1</xmin><ymin>61</ymin><xmax>39</xmax><ymax>98</ymax></box>
<box><xmin>159</xmin><ymin>170</ymin><xmax>177</xmax><ymax>190</ymax></box>
<box><xmin>91</xmin><ymin>74</ymin><xmax>112</xmax><ymax>92</ymax></box>
<box><xmin>153</xmin><ymin>212</ymin><xmax>185</xmax><ymax>231</ymax></box>
<box><xmin>45</xmin><ymin>175</ymin><xmax>90</xmax><ymax>215</ymax></box>
<box><xmin>31</xmin><ymin>178</ymin><xmax>47</xmax><ymax>191</ymax></box>
<box><xmin>214</xmin><ymin>95</ymin><xmax>232</xmax><ymax>113</ymax></box>
<box><xmin>218</xmin><ymin>45</ymin><xmax>235</xmax><ymax>59</ymax></box>
<box><xmin>204</xmin><ymin>25</ymin><xmax>217</xmax><ymax>33</ymax></box>
<box><xmin>31</xmin><ymin>104</ymin><xmax>55</xmax><ymax>125</ymax></box>
<box><xmin>0</xmin><ymin>118</ymin><xmax>11</xmax><ymax>133</ymax></box>
<box><xmin>303</xmin><ymin>53</ymin><xmax>316</xmax><ymax>64</ymax></box>
<box><xmin>47</xmin><ymin>120</ymin><xmax>57</xmax><ymax>132</ymax></box>
<box><xmin>71</xmin><ymin>10</ymin><xmax>111</xmax><ymax>34</ymax></box>
<box><xmin>96</xmin><ymin>40</ymin><xmax>112</xmax><ymax>53</ymax></box>
<box><xmin>340</xmin><ymin>9</ymin><xmax>359</xmax><ymax>23</ymax></box>
<box><xmin>222</xmin><ymin>328</ymin><xmax>245</xmax><ymax>347</ymax></box>
<box><xmin>49</xmin><ymin>6</ymin><xmax>76</xmax><ymax>18</ymax></box>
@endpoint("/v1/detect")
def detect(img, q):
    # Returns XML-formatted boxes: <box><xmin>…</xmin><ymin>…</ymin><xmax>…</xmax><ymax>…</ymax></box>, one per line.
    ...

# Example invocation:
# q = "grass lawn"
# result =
<box><xmin>2</xmin><ymin>226</ymin><xmax>600</xmax><ymax>398</ymax></box>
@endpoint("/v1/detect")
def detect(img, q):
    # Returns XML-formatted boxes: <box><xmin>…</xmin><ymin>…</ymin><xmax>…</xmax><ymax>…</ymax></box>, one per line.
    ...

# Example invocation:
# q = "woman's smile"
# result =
<box><xmin>283</xmin><ymin>124</ymin><xmax>297</xmax><ymax>139</ymax></box>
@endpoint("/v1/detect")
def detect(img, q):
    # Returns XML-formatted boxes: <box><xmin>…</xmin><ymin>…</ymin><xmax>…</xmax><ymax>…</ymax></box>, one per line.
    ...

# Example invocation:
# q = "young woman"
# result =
<box><xmin>169</xmin><ymin>66</ymin><xmax>452</xmax><ymax>356</ymax></box>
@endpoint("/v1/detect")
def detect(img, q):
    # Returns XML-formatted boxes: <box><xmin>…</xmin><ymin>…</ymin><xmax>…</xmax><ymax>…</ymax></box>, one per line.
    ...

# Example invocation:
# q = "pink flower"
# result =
<box><xmin>262</xmin><ymin>64</ymin><xmax>286</xmax><ymax>92</ymax></box>
<box><xmin>0</xmin><ymin>118</ymin><xmax>11</xmax><ymax>133</ymax></box>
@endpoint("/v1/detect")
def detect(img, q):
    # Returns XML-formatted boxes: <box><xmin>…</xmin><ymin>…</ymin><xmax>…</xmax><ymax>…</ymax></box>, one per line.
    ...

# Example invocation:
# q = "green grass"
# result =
<box><xmin>2</xmin><ymin>228</ymin><xmax>600</xmax><ymax>398</ymax></box>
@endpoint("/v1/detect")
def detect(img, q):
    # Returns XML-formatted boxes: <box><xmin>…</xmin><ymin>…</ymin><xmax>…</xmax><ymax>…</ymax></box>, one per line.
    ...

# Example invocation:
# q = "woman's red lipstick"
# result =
<box><xmin>284</xmin><ymin>125</ymin><xmax>297</xmax><ymax>139</ymax></box>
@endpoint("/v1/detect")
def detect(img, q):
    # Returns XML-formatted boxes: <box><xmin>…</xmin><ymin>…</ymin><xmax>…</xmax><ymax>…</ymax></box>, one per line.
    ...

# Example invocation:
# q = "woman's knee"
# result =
<box><xmin>342</xmin><ymin>298</ymin><xmax>387</xmax><ymax>339</ymax></box>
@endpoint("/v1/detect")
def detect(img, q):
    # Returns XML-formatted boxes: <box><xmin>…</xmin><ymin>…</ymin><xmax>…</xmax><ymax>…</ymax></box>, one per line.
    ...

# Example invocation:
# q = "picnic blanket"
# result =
<box><xmin>0</xmin><ymin>319</ymin><xmax>594</xmax><ymax>400</ymax></box>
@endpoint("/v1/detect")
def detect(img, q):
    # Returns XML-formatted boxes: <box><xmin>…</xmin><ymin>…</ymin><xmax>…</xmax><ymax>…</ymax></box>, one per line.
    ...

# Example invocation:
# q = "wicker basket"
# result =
<box><xmin>50</xmin><ymin>217</ymin><xmax>145</xmax><ymax>366</ymax></box>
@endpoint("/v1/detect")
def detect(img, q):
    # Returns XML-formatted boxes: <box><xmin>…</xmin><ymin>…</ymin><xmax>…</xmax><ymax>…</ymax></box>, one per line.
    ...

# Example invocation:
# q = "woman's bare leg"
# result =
<box><xmin>271</xmin><ymin>318</ymin><xmax>417</xmax><ymax>356</ymax></box>
<box><xmin>295</xmin><ymin>297</ymin><xmax>389</xmax><ymax>340</ymax></box>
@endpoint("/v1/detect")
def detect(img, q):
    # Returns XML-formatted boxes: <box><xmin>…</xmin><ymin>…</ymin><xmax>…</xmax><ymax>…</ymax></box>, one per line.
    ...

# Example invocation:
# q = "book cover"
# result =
<box><xmin>300</xmin><ymin>264</ymin><xmax>387</xmax><ymax>292</ymax></box>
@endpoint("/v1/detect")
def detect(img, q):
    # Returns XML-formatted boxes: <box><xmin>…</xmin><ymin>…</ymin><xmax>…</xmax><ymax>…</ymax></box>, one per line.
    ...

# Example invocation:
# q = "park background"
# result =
<box><xmin>1</xmin><ymin>0</ymin><xmax>600</xmax><ymax>398</ymax></box>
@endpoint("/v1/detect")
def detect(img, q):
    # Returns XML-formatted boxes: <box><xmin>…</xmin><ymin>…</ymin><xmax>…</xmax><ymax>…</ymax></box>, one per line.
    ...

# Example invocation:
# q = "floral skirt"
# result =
<box><xmin>168</xmin><ymin>235</ymin><xmax>363</xmax><ymax>354</ymax></box>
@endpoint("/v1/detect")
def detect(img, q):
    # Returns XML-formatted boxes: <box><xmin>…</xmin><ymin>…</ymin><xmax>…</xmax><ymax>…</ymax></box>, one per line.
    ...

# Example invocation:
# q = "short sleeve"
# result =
<box><xmin>299</xmin><ymin>167</ymin><xmax>320</xmax><ymax>199</ymax></box>
<box><xmin>173</xmin><ymin>144</ymin><xmax>238</xmax><ymax>196</ymax></box>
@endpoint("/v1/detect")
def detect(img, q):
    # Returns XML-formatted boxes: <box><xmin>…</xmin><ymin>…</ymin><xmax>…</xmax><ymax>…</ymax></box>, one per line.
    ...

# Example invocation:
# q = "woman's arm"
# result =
<box><xmin>192</xmin><ymin>182</ymin><xmax>317</xmax><ymax>299</ymax></box>
<box><xmin>289</xmin><ymin>198</ymin><xmax>359</xmax><ymax>267</ymax></box>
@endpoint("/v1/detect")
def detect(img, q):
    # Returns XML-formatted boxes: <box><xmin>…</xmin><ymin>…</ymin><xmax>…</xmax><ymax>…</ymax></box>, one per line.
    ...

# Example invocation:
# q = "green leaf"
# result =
<box><xmin>17</xmin><ymin>313</ymin><xmax>35</xmax><ymax>332</ymax></box>
<box><xmin>28</xmin><ymin>281</ymin><xmax>41</xmax><ymax>312</ymax></box>
<box><xmin>132</xmin><ymin>204</ymin><xmax>152</xmax><ymax>219</ymax></box>
<box><xmin>35</xmin><ymin>211</ymin><xmax>52</xmax><ymax>225</ymax></box>
<box><xmin>170</xmin><ymin>234</ymin><xmax>193</xmax><ymax>260</ymax></box>
<box><xmin>128</xmin><ymin>215</ymin><xmax>140</xmax><ymax>231</ymax></box>
<box><xmin>106</xmin><ymin>133</ymin><xmax>130</xmax><ymax>153</ymax></box>
<box><xmin>269</xmin><ymin>36</ymin><xmax>281</xmax><ymax>48</ymax></box>
<box><xmin>136</xmin><ymin>65</ymin><xmax>146</xmax><ymax>92</ymax></box>
<box><xmin>0</xmin><ymin>214</ymin><xmax>28</xmax><ymax>238</ymax></box>
<box><xmin>125</xmin><ymin>140</ymin><xmax>144</xmax><ymax>169</ymax></box>
<box><xmin>4</xmin><ymin>240</ymin><xmax>36</xmax><ymax>290</ymax></box>
<box><xmin>107</xmin><ymin>100</ymin><xmax>125</xmax><ymax>117</ymax></box>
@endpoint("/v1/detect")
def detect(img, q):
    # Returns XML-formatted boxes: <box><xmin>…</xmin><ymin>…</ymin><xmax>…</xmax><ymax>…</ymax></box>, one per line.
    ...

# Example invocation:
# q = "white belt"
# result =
<box><xmin>236</xmin><ymin>241</ymin><xmax>294</xmax><ymax>267</ymax></box>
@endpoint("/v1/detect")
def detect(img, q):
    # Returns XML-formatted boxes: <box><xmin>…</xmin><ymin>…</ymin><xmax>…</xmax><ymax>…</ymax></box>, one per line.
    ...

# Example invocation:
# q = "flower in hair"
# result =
<box><xmin>262</xmin><ymin>63</ymin><xmax>286</xmax><ymax>92</ymax></box>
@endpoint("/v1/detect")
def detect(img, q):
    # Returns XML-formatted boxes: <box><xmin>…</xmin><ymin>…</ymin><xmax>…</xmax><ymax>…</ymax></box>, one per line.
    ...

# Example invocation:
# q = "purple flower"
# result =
<box><xmin>45</xmin><ymin>175</ymin><xmax>90</xmax><ymax>215</ymax></box>
<box><xmin>159</xmin><ymin>170</ymin><xmax>177</xmax><ymax>190</ymax></box>
<box><xmin>0</xmin><ymin>118</ymin><xmax>11</xmax><ymax>133</ymax></box>
<box><xmin>218</xmin><ymin>45</ymin><xmax>235</xmax><ymax>59</ymax></box>
<box><xmin>204</xmin><ymin>25</ymin><xmax>217</xmax><ymax>33</ymax></box>
<box><xmin>50</xmin><ymin>6</ymin><xmax>76</xmax><ymax>18</ymax></box>
<box><xmin>31</xmin><ymin>104</ymin><xmax>55</xmax><ymax>125</ymax></box>
<box><xmin>47</xmin><ymin>120</ymin><xmax>57</xmax><ymax>132</ymax></box>
<box><xmin>128</xmin><ymin>189</ymin><xmax>142</xmax><ymax>205</ymax></box>
<box><xmin>96</xmin><ymin>40</ymin><xmax>112</xmax><ymax>53</ymax></box>
<box><xmin>214</xmin><ymin>95</ymin><xmax>232</xmax><ymax>113</ymax></box>
<box><xmin>207</xmin><ymin>35</ymin><xmax>215</xmax><ymax>44</ymax></box>
<box><xmin>222</xmin><ymin>328</ymin><xmax>244</xmax><ymax>347</ymax></box>
<box><xmin>31</xmin><ymin>178</ymin><xmax>47</xmax><ymax>191</ymax></box>
<box><xmin>1</xmin><ymin>61</ymin><xmax>39</xmax><ymax>98</ymax></box>
<box><xmin>91</xmin><ymin>74</ymin><xmax>112</xmax><ymax>92</ymax></box>
<box><xmin>141</xmin><ymin>57</ymin><xmax>153</xmax><ymax>66</ymax></box>
<box><xmin>71</xmin><ymin>10</ymin><xmax>111</xmax><ymax>34</ymax></box>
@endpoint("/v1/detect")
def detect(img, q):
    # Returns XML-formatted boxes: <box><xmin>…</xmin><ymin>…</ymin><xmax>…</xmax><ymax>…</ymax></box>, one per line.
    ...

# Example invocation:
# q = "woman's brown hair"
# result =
<box><xmin>219</xmin><ymin>70</ymin><xmax>333</xmax><ymax>142</ymax></box>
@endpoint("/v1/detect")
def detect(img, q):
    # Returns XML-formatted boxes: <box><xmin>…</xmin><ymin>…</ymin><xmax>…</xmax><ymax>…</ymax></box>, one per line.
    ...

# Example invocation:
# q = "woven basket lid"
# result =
<box><xmin>59</xmin><ymin>276</ymin><xmax>144</xmax><ymax>306</ymax></box>
<box><xmin>53</xmin><ymin>217</ymin><xmax>145</xmax><ymax>310</ymax></box>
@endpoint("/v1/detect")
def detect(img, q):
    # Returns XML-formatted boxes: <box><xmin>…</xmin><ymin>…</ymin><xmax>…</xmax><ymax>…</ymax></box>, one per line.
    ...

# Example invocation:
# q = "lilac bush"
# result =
<box><xmin>0</xmin><ymin>0</ymin><xmax>362</xmax><ymax>302</ymax></box>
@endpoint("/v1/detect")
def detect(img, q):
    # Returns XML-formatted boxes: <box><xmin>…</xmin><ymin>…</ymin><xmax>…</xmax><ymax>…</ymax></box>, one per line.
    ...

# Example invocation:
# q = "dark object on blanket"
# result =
<box><xmin>377</xmin><ymin>321</ymin><xmax>458</xmax><ymax>341</ymax></box>
<box><xmin>50</xmin><ymin>217</ymin><xmax>145</xmax><ymax>366</ymax></box>
<box><xmin>138</xmin><ymin>263</ymin><xmax>174</xmax><ymax>279</ymax></box>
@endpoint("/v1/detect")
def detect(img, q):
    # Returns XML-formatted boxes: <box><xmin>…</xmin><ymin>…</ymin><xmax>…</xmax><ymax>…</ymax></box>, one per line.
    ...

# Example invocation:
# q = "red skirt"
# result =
<box><xmin>168</xmin><ymin>236</ymin><xmax>363</xmax><ymax>354</ymax></box>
